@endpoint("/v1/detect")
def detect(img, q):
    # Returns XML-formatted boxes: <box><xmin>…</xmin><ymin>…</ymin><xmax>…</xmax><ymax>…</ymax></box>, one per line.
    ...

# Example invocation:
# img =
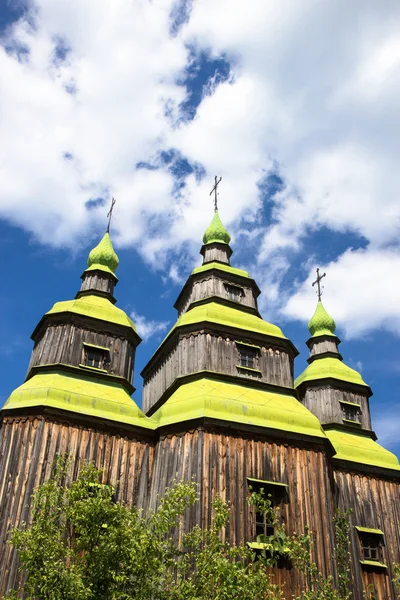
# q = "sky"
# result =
<box><xmin>1</xmin><ymin>0</ymin><xmax>400</xmax><ymax>456</ymax></box>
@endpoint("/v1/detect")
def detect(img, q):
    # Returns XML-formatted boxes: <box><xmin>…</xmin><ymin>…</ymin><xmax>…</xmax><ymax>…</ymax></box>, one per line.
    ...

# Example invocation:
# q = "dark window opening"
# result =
<box><xmin>83</xmin><ymin>345</ymin><xmax>110</xmax><ymax>371</ymax></box>
<box><xmin>225</xmin><ymin>284</ymin><xmax>244</xmax><ymax>302</ymax></box>
<box><xmin>360</xmin><ymin>534</ymin><xmax>381</xmax><ymax>561</ymax></box>
<box><xmin>248</xmin><ymin>479</ymin><xmax>287</xmax><ymax>541</ymax></box>
<box><xmin>341</xmin><ymin>403</ymin><xmax>361</xmax><ymax>423</ymax></box>
<box><xmin>239</xmin><ymin>348</ymin><xmax>257</xmax><ymax>369</ymax></box>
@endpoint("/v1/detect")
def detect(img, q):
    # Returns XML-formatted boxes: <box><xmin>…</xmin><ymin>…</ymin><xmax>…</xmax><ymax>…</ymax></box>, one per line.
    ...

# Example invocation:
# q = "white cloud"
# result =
<box><xmin>284</xmin><ymin>248</ymin><xmax>400</xmax><ymax>339</ymax></box>
<box><xmin>130</xmin><ymin>310</ymin><xmax>169</xmax><ymax>342</ymax></box>
<box><xmin>2</xmin><ymin>0</ymin><xmax>400</xmax><ymax>337</ymax></box>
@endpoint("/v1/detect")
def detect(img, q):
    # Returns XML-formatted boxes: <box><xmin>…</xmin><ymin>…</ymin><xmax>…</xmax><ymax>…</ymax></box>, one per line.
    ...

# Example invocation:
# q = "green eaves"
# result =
<box><xmin>172</xmin><ymin>301</ymin><xmax>286</xmax><ymax>339</ymax></box>
<box><xmin>192</xmin><ymin>262</ymin><xmax>250</xmax><ymax>279</ymax></box>
<box><xmin>47</xmin><ymin>294</ymin><xmax>136</xmax><ymax>332</ymax></box>
<box><xmin>3</xmin><ymin>370</ymin><xmax>155</xmax><ymax>429</ymax></box>
<box><xmin>295</xmin><ymin>357</ymin><xmax>368</xmax><ymax>388</ymax></box>
<box><xmin>152</xmin><ymin>377</ymin><xmax>326</xmax><ymax>439</ymax></box>
<box><xmin>325</xmin><ymin>428</ymin><xmax>400</xmax><ymax>471</ymax></box>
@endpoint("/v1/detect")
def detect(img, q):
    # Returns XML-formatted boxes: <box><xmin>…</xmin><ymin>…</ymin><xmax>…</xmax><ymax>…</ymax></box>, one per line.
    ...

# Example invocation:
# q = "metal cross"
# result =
<box><xmin>106</xmin><ymin>197</ymin><xmax>116</xmax><ymax>233</ymax></box>
<box><xmin>209</xmin><ymin>176</ymin><xmax>222</xmax><ymax>211</ymax></box>
<box><xmin>312</xmin><ymin>268</ymin><xmax>326</xmax><ymax>301</ymax></box>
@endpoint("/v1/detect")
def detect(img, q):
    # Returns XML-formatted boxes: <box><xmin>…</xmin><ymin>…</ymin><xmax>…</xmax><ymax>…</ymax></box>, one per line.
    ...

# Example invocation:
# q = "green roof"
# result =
<box><xmin>203</xmin><ymin>211</ymin><xmax>231</xmax><ymax>245</ymax></box>
<box><xmin>355</xmin><ymin>526</ymin><xmax>384</xmax><ymax>535</ymax></box>
<box><xmin>152</xmin><ymin>378</ymin><xmax>326</xmax><ymax>439</ymax></box>
<box><xmin>173</xmin><ymin>301</ymin><xmax>286</xmax><ymax>340</ymax></box>
<box><xmin>3</xmin><ymin>370</ymin><xmax>155</xmax><ymax>429</ymax></box>
<box><xmin>295</xmin><ymin>357</ymin><xmax>368</xmax><ymax>388</ymax></box>
<box><xmin>47</xmin><ymin>294</ymin><xmax>136</xmax><ymax>332</ymax></box>
<box><xmin>192</xmin><ymin>262</ymin><xmax>250</xmax><ymax>279</ymax></box>
<box><xmin>87</xmin><ymin>232</ymin><xmax>119</xmax><ymax>274</ymax></box>
<box><xmin>308</xmin><ymin>300</ymin><xmax>336</xmax><ymax>338</ymax></box>
<box><xmin>325</xmin><ymin>429</ymin><xmax>400</xmax><ymax>471</ymax></box>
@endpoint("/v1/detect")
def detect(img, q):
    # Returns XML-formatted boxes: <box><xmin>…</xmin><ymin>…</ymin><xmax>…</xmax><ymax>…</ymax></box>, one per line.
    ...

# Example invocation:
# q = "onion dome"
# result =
<box><xmin>203</xmin><ymin>210</ymin><xmax>231</xmax><ymax>245</ymax></box>
<box><xmin>87</xmin><ymin>232</ymin><xmax>119</xmax><ymax>274</ymax></box>
<box><xmin>308</xmin><ymin>300</ymin><xmax>336</xmax><ymax>338</ymax></box>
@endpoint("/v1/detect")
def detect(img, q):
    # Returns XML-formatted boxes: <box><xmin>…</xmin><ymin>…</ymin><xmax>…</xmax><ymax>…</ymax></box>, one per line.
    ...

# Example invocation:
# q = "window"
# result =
<box><xmin>239</xmin><ymin>347</ymin><xmax>257</xmax><ymax>369</ymax></box>
<box><xmin>224</xmin><ymin>283</ymin><xmax>244</xmax><ymax>303</ymax></box>
<box><xmin>248</xmin><ymin>478</ymin><xmax>287</xmax><ymax>540</ymax></box>
<box><xmin>82</xmin><ymin>344</ymin><xmax>110</xmax><ymax>371</ymax></box>
<box><xmin>356</xmin><ymin>527</ymin><xmax>386</xmax><ymax>567</ymax></box>
<box><xmin>340</xmin><ymin>401</ymin><xmax>361</xmax><ymax>423</ymax></box>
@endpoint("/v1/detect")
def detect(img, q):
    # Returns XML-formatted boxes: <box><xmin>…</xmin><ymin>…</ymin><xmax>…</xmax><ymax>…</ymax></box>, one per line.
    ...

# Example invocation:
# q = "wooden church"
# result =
<box><xmin>1</xmin><ymin>197</ymin><xmax>400</xmax><ymax>599</ymax></box>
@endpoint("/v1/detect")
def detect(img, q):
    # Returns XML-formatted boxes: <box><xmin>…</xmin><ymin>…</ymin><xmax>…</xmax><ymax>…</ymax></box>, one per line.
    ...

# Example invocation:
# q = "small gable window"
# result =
<box><xmin>356</xmin><ymin>527</ymin><xmax>387</xmax><ymax>568</ymax></box>
<box><xmin>224</xmin><ymin>283</ymin><xmax>244</xmax><ymax>303</ymax></box>
<box><xmin>82</xmin><ymin>343</ymin><xmax>110</xmax><ymax>372</ymax></box>
<box><xmin>239</xmin><ymin>347</ymin><xmax>257</xmax><ymax>369</ymax></box>
<box><xmin>340</xmin><ymin>400</ymin><xmax>361</xmax><ymax>424</ymax></box>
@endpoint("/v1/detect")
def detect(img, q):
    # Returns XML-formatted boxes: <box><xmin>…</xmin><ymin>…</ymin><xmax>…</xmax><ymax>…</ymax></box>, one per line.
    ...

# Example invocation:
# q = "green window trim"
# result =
<box><xmin>247</xmin><ymin>542</ymin><xmax>290</xmax><ymax>553</ymax></box>
<box><xmin>247</xmin><ymin>478</ymin><xmax>288</xmax><ymax>488</ymax></box>
<box><xmin>342</xmin><ymin>419</ymin><xmax>362</xmax><ymax>426</ymax></box>
<box><xmin>355</xmin><ymin>526</ymin><xmax>384</xmax><ymax>536</ymax></box>
<box><xmin>237</xmin><ymin>365</ymin><xmax>262</xmax><ymax>376</ymax></box>
<box><xmin>359</xmin><ymin>560</ymin><xmax>387</xmax><ymax>569</ymax></box>
<box><xmin>79</xmin><ymin>363</ymin><xmax>108</xmax><ymax>374</ymax></box>
<box><xmin>83</xmin><ymin>342</ymin><xmax>111</xmax><ymax>353</ymax></box>
<box><xmin>339</xmin><ymin>400</ymin><xmax>361</xmax><ymax>408</ymax></box>
<box><xmin>236</xmin><ymin>341</ymin><xmax>261</xmax><ymax>351</ymax></box>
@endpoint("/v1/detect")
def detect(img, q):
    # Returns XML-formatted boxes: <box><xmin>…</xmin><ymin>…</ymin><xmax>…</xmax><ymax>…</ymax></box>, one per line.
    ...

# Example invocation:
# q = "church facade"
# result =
<box><xmin>0</xmin><ymin>208</ymin><xmax>399</xmax><ymax>598</ymax></box>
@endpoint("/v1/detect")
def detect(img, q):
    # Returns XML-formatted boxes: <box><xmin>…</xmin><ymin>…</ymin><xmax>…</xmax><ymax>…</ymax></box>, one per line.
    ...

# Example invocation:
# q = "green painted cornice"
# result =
<box><xmin>3</xmin><ymin>369</ymin><xmax>156</xmax><ymax>430</ymax></box>
<box><xmin>87</xmin><ymin>232</ymin><xmax>119</xmax><ymax>274</ymax></box>
<box><xmin>295</xmin><ymin>356</ymin><xmax>369</xmax><ymax>389</ymax></box>
<box><xmin>46</xmin><ymin>294</ymin><xmax>136</xmax><ymax>333</ymax></box>
<box><xmin>203</xmin><ymin>210</ymin><xmax>231</xmax><ymax>245</ymax></box>
<box><xmin>325</xmin><ymin>428</ymin><xmax>400</xmax><ymax>472</ymax></box>
<box><xmin>152</xmin><ymin>377</ymin><xmax>326</xmax><ymax>440</ymax></box>
<box><xmin>192</xmin><ymin>261</ymin><xmax>249</xmax><ymax>278</ymax></box>
<box><xmin>308</xmin><ymin>300</ymin><xmax>336</xmax><ymax>338</ymax></box>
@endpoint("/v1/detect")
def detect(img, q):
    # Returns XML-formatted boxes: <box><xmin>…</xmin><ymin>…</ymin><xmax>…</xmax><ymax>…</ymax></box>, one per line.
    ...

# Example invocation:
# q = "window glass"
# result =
<box><xmin>225</xmin><ymin>284</ymin><xmax>244</xmax><ymax>302</ymax></box>
<box><xmin>341</xmin><ymin>404</ymin><xmax>361</xmax><ymax>422</ymax></box>
<box><xmin>239</xmin><ymin>348</ymin><xmax>256</xmax><ymax>368</ymax></box>
<box><xmin>83</xmin><ymin>346</ymin><xmax>110</xmax><ymax>370</ymax></box>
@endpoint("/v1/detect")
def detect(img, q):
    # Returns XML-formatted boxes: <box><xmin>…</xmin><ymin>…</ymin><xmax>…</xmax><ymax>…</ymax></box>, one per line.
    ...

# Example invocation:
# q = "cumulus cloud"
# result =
<box><xmin>2</xmin><ymin>0</ymin><xmax>400</xmax><ymax>337</ymax></box>
<box><xmin>130</xmin><ymin>310</ymin><xmax>169</xmax><ymax>342</ymax></box>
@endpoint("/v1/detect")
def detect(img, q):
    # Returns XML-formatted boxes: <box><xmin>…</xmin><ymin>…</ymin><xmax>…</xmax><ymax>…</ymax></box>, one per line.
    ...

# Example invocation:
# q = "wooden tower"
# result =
<box><xmin>0</xmin><ymin>205</ymin><xmax>399</xmax><ymax>598</ymax></box>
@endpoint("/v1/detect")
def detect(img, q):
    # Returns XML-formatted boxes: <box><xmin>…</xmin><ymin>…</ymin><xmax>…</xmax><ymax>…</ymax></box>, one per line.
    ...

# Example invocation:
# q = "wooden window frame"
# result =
<box><xmin>340</xmin><ymin>401</ymin><xmax>361</xmax><ymax>424</ymax></box>
<box><xmin>248</xmin><ymin>478</ymin><xmax>288</xmax><ymax>540</ymax></box>
<box><xmin>355</xmin><ymin>527</ymin><xmax>387</xmax><ymax>568</ymax></box>
<box><xmin>224</xmin><ymin>283</ymin><xmax>244</xmax><ymax>303</ymax></box>
<box><xmin>81</xmin><ymin>343</ymin><xmax>111</xmax><ymax>372</ymax></box>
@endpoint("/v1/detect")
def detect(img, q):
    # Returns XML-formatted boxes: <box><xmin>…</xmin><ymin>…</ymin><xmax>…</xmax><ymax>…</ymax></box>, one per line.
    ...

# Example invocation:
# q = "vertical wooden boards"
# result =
<box><xmin>302</xmin><ymin>386</ymin><xmax>372</xmax><ymax>430</ymax></box>
<box><xmin>335</xmin><ymin>469</ymin><xmax>400</xmax><ymax>600</ymax></box>
<box><xmin>0</xmin><ymin>416</ymin><xmax>153</xmax><ymax>596</ymax></box>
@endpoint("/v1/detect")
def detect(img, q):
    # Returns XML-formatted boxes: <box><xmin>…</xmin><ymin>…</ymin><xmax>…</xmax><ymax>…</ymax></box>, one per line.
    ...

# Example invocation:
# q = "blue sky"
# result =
<box><xmin>1</xmin><ymin>0</ymin><xmax>400</xmax><ymax>456</ymax></box>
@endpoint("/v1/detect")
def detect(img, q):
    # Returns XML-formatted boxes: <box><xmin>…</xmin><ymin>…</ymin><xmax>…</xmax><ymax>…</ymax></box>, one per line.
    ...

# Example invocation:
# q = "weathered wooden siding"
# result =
<box><xmin>301</xmin><ymin>386</ymin><xmax>372</xmax><ymax>430</ymax></box>
<box><xmin>178</xmin><ymin>275</ymin><xmax>257</xmax><ymax>317</ymax></box>
<box><xmin>143</xmin><ymin>332</ymin><xmax>293</xmax><ymax>413</ymax></box>
<box><xmin>335</xmin><ymin>469</ymin><xmax>400</xmax><ymax>600</ymax></box>
<box><xmin>309</xmin><ymin>338</ymin><xmax>340</xmax><ymax>356</ymax></box>
<box><xmin>79</xmin><ymin>271</ymin><xmax>115</xmax><ymax>297</ymax></box>
<box><xmin>28</xmin><ymin>324</ymin><xmax>136</xmax><ymax>383</ymax></box>
<box><xmin>0</xmin><ymin>416</ymin><xmax>153</xmax><ymax>596</ymax></box>
<box><xmin>149</xmin><ymin>429</ymin><xmax>336</xmax><ymax>598</ymax></box>
<box><xmin>202</xmin><ymin>246</ymin><xmax>231</xmax><ymax>264</ymax></box>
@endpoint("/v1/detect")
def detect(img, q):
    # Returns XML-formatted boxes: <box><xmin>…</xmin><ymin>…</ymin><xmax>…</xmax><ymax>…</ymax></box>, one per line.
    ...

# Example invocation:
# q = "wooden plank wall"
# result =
<box><xmin>302</xmin><ymin>387</ymin><xmax>372</xmax><ymax>429</ymax></box>
<box><xmin>28</xmin><ymin>324</ymin><xmax>136</xmax><ymax>383</ymax></box>
<box><xmin>79</xmin><ymin>272</ymin><xmax>115</xmax><ymax>297</ymax></box>
<box><xmin>149</xmin><ymin>429</ymin><xmax>337</xmax><ymax>598</ymax></box>
<box><xmin>143</xmin><ymin>332</ymin><xmax>293</xmax><ymax>413</ymax></box>
<box><xmin>335</xmin><ymin>469</ymin><xmax>400</xmax><ymax>599</ymax></box>
<box><xmin>177</xmin><ymin>275</ymin><xmax>256</xmax><ymax>317</ymax></box>
<box><xmin>0</xmin><ymin>416</ymin><xmax>153</xmax><ymax>596</ymax></box>
<box><xmin>309</xmin><ymin>338</ymin><xmax>340</xmax><ymax>357</ymax></box>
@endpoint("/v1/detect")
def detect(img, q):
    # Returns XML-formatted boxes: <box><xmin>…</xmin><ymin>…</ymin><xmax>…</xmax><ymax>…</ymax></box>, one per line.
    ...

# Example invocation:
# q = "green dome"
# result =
<box><xmin>308</xmin><ymin>300</ymin><xmax>336</xmax><ymax>337</ymax></box>
<box><xmin>203</xmin><ymin>210</ymin><xmax>231</xmax><ymax>245</ymax></box>
<box><xmin>88</xmin><ymin>232</ymin><xmax>119</xmax><ymax>274</ymax></box>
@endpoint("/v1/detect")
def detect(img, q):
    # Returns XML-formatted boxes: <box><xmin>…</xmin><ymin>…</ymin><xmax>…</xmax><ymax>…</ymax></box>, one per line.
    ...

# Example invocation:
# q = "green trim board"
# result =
<box><xmin>192</xmin><ymin>262</ymin><xmax>250</xmax><ymax>279</ymax></box>
<box><xmin>151</xmin><ymin>377</ymin><xmax>327</xmax><ymax>439</ymax></box>
<box><xmin>247</xmin><ymin>478</ymin><xmax>288</xmax><ymax>488</ymax></box>
<box><xmin>79</xmin><ymin>364</ymin><xmax>108</xmax><ymax>374</ymax></box>
<box><xmin>247</xmin><ymin>542</ymin><xmax>290</xmax><ymax>553</ymax></box>
<box><xmin>342</xmin><ymin>419</ymin><xmax>361</xmax><ymax>426</ymax></box>
<box><xmin>325</xmin><ymin>429</ymin><xmax>400</xmax><ymax>471</ymax></box>
<box><xmin>82</xmin><ymin>342</ymin><xmax>110</xmax><ymax>353</ymax></box>
<box><xmin>237</xmin><ymin>365</ymin><xmax>262</xmax><ymax>375</ymax></box>
<box><xmin>355</xmin><ymin>527</ymin><xmax>384</xmax><ymax>535</ymax></box>
<box><xmin>339</xmin><ymin>400</ymin><xmax>361</xmax><ymax>408</ymax></box>
<box><xmin>359</xmin><ymin>561</ymin><xmax>387</xmax><ymax>569</ymax></box>
<box><xmin>236</xmin><ymin>341</ymin><xmax>261</xmax><ymax>350</ymax></box>
<box><xmin>295</xmin><ymin>357</ymin><xmax>368</xmax><ymax>389</ymax></box>
<box><xmin>3</xmin><ymin>369</ymin><xmax>155</xmax><ymax>430</ymax></box>
<box><xmin>46</xmin><ymin>294</ymin><xmax>136</xmax><ymax>332</ymax></box>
